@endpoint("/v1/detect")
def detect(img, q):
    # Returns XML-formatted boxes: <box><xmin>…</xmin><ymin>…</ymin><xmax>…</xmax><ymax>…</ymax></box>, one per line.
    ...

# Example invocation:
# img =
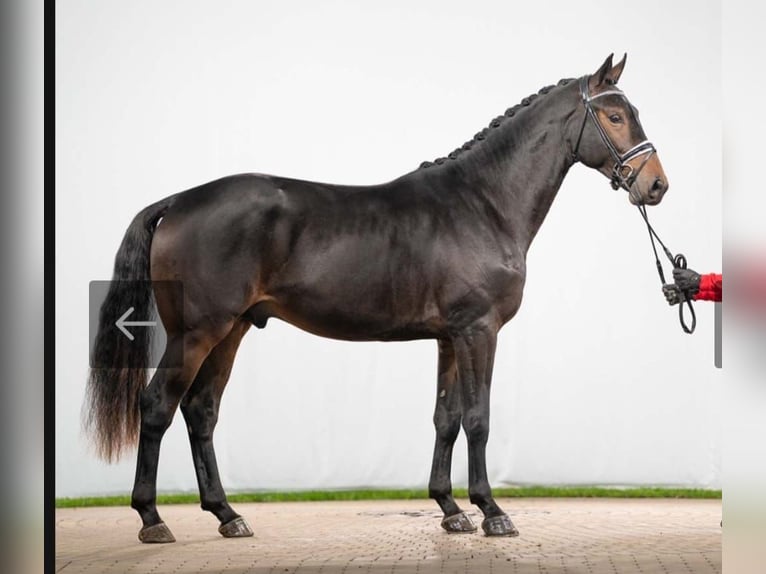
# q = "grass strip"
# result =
<box><xmin>56</xmin><ymin>486</ymin><xmax>720</xmax><ymax>508</ymax></box>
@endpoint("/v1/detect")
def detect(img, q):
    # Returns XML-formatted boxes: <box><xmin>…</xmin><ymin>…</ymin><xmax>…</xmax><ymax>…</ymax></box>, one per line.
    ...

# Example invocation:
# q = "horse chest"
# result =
<box><xmin>481</xmin><ymin>259</ymin><xmax>527</xmax><ymax>323</ymax></box>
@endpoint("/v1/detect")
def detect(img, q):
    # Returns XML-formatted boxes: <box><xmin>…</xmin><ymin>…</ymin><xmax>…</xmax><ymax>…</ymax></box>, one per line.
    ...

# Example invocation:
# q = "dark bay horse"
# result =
<box><xmin>85</xmin><ymin>54</ymin><xmax>668</xmax><ymax>542</ymax></box>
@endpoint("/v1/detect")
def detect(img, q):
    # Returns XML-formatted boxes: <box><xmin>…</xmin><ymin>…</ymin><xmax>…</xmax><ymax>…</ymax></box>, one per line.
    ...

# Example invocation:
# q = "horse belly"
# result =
<box><xmin>260</xmin><ymin>242</ymin><xmax>445</xmax><ymax>341</ymax></box>
<box><xmin>262</xmin><ymin>299</ymin><xmax>444</xmax><ymax>342</ymax></box>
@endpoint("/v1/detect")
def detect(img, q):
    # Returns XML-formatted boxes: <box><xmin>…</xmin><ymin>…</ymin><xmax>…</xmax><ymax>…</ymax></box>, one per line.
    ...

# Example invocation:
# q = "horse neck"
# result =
<box><xmin>427</xmin><ymin>81</ymin><xmax>581</xmax><ymax>255</ymax></box>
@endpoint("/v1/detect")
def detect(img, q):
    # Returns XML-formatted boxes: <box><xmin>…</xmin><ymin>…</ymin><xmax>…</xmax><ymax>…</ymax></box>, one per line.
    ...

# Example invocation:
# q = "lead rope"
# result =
<box><xmin>637</xmin><ymin>205</ymin><xmax>696</xmax><ymax>334</ymax></box>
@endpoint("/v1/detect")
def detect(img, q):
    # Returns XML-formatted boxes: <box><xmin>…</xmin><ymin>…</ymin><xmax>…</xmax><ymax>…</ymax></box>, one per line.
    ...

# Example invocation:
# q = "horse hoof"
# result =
<box><xmin>138</xmin><ymin>522</ymin><xmax>176</xmax><ymax>543</ymax></box>
<box><xmin>219</xmin><ymin>516</ymin><xmax>254</xmax><ymax>538</ymax></box>
<box><xmin>482</xmin><ymin>514</ymin><xmax>519</xmax><ymax>537</ymax></box>
<box><xmin>441</xmin><ymin>511</ymin><xmax>478</xmax><ymax>533</ymax></box>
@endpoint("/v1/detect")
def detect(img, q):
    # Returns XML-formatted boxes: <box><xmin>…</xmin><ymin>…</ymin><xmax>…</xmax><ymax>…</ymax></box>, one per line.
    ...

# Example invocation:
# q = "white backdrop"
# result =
<box><xmin>56</xmin><ymin>0</ymin><xmax>721</xmax><ymax>497</ymax></box>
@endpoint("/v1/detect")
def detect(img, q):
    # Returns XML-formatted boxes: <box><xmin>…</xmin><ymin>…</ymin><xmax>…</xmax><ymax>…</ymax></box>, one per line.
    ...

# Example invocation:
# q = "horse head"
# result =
<box><xmin>573</xmin><ymin>53</ymin><xmax>668</xmax><ymax>206</ymax></box>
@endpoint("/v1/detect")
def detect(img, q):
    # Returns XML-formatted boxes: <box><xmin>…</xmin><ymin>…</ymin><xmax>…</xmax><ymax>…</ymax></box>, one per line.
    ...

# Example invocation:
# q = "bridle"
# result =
<box><xmin>572</xmin><ymin>74</ymin><xmax>696</xmax><ymax>334</ymax></box>
<box><xmin>571</xmin><ymin>75</ymin><xmax>657</xmax><ymax>192</ymax></box>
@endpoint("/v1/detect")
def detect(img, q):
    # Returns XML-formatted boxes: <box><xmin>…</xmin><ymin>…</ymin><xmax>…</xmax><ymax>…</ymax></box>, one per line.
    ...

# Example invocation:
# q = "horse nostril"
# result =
<box><xmin>650</xmin><ymin>177</ymin><xmax>667</xmax><ymax>197</ymax></box>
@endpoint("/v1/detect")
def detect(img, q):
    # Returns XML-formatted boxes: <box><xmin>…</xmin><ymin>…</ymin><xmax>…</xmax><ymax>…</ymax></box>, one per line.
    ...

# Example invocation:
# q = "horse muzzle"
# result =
<box><xmin>622</xmin><ymin>149</ymin><xmax>668</xmax><ymax>206</ymax></box>
<box><xmin>627</xmin><ymin>175</ymin><xmax>667</xmax><ymax>206</ymax></box>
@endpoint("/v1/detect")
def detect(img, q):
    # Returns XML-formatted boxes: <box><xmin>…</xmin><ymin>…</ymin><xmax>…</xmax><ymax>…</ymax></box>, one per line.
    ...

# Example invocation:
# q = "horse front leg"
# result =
<box><xmin>453</xmin><ymin>325</ymin><xmax>519</xmax><ymax>537</ymax></box>
<box><xmin>429</xmin><ymin>339</ymin><xmax>477</xmax><ymax>533</ymax></box>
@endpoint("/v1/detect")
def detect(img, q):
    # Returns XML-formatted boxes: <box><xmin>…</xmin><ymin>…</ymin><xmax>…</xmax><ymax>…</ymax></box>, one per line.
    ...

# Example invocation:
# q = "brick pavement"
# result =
<box><xmin>55</xmin><ymin>498</ymin><xmax>721</xmax><ymax>573</ymax></box>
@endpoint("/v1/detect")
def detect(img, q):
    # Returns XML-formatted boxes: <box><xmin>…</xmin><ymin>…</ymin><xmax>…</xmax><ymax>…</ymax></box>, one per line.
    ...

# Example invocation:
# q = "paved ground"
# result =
<box><xmin>55</xmin><ymin>498</ymin><xmax>721</xmax><ymax>573</ymax></box>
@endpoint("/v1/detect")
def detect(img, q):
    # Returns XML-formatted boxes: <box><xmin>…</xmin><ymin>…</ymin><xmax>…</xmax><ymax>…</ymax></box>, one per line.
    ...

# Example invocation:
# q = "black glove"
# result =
<box><xmin>672</xmin><ymin>267</ymin><xmax>701</xmax><ymax>297</ymax></box>
<box><xmin>662</xmin><ymin>284</ymin><xmax>682</xmax><ymax>306</ymax></box>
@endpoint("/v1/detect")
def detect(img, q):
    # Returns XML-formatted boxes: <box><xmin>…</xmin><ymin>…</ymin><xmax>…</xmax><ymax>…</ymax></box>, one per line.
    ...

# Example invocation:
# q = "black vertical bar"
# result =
<box><xmin>714</xmin><ymin>302</ymin><xmax>722</xmax><ymax>368</ymax></box>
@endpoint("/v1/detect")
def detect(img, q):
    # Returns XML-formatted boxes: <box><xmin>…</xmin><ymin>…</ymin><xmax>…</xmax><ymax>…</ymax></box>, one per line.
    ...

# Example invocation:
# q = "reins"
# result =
<box><xmin>637</xmin><ymin>205</ymin><xmax>696</xmax><ymax>334</ymax></box>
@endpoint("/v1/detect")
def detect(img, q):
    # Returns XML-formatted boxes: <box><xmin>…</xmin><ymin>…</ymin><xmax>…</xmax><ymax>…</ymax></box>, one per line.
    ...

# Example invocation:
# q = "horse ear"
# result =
<box><xmin>590</xmin><ymin>53</ymin><xmax>614</xmax><ymax>90</ymax></box>
<box><xmin>605</xmin><ymin>53</ymin><xmax>627</xmax><ymax>85</ymax></box>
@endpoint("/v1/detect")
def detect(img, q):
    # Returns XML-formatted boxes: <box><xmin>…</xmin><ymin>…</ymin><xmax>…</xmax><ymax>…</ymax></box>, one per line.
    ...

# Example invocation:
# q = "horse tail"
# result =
<box><xmin>84</xmin><ymin>193</ymin><xmax>178</xmax><ymax>462</ymax></box>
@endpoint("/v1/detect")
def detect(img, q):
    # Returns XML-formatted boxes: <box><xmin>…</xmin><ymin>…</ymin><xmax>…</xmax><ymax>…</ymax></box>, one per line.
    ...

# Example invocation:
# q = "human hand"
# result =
<box><xmin>672</xmin><ymin>267</ymin><xmax>701</xmax><ymax>297</ymax></box>
<box><xmin>662</xmin><ymin>284</ymin><xmax>682</xmax><ymax>306</ymax></box>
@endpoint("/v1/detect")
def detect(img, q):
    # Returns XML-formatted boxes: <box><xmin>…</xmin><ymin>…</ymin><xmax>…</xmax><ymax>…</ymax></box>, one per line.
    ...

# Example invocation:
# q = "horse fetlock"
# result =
<box><xmin>130</xmin><ymin>490</ymin><xmax>157</xmax><ymax>515</ymax></box>
<box><xmin>130</xmin><ymin>488</ymin><xmax>148</xmax><ymax>509</ymax></box>
<box><xmin>200</xmin><ymin>496</ymin><xmax>228</xmax><ymax>513</ymax></box>
<box><xmin>468</xmin><ymin>480</ymin><xmax>493</xmax><ymax>504</ymax></box>
<box><xmin>428</xmin><ymin>481</ymin><xmax>452</xmax><ymax>500</ymax></box>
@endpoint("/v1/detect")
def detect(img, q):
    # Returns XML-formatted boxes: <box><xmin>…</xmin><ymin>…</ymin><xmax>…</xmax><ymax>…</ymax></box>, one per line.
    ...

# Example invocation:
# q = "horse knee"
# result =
<box><xmin>434</xmin><ymin>414</ymin><xmax>461</xmax><ymax>443</ymax></box>
<box><xmin>462</xmin><ymin>412</ymin><xmax>489</xmax><ymax>445</ymax></box>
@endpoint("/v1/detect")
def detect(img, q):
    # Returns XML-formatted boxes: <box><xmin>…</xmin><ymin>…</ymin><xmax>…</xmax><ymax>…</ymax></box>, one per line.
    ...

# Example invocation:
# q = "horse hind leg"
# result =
<box><xmin>429</xmin><ymin>339</ymin><xmax>477</xmax><ymax>533</ymax></box>
<box><xmin>130</xmin><ymin>323</ymin><xmax>234</xmax><ymax>543</ymax></box>
<box><xmin>180</xmin><ymin>320</ymin><xmax>253</xmax><ymax>538</ymax></box>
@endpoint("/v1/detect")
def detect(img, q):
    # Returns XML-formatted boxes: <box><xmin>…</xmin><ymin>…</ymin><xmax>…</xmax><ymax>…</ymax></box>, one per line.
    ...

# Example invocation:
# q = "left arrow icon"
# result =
<box><xmin>115</xmin><ymin>306</ymin><xmax>157</xmax><ymax>341</ymax></box>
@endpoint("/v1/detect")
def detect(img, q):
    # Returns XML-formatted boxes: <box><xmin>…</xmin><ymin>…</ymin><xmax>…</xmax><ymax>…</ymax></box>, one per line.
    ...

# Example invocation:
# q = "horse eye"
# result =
<box><xmin>609</xmin><ymin>114</ymin><xmax>622</xmax><ymax>124</ymax></box>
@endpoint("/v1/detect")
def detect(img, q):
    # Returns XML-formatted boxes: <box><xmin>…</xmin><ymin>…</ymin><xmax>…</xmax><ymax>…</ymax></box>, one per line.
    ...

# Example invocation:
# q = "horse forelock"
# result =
<box><xmin>419</xmin><ymin>77</ymin><xmax>576</xmax><ymax>170</ymax></box>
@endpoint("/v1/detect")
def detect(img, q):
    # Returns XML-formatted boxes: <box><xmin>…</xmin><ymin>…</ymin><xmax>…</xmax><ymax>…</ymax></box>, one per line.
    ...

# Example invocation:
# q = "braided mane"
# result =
<box><xmin>418</xmin><ymin>77</ymin><xmax>575</xmax><ymax>169</ymax></box>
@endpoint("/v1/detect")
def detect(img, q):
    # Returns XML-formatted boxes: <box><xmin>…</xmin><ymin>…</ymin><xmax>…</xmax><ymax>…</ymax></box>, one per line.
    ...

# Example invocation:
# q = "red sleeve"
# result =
<box><xmin>694</xmin><ymin>273</ymin><xmax>722</xmax><ymax>302</ymax></box>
